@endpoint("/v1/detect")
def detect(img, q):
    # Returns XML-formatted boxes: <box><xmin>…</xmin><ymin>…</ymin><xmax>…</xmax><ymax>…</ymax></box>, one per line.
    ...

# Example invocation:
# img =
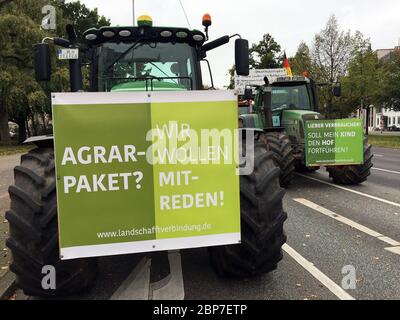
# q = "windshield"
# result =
<box><xmin>272</xmin><ymin>85</ymin><xmax>312</xmax><ymax>111</ymax></box>
<box><xmin>96</xmin><ymin>42</ymin><xmax>198</xmax><ymax>92</ymax></box>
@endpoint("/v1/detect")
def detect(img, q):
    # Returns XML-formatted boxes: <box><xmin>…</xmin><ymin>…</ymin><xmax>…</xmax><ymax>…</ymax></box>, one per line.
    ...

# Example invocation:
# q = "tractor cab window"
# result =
<box><xmin>271</xmin><ymin>84</ymin><xmax>311</xmax><ymax>111</ymax></box>
<box><xmin>96</xmin><ymin>42</ymin><xmax>198</xmax><ymax>92</ymax></box>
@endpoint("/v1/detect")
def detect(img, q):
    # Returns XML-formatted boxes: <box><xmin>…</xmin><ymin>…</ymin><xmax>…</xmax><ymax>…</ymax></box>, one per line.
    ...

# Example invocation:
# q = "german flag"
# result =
<box><xmin>283</xmin><ymin>52</ymin><xmax>292</xmax><ymax>77</ymax></box>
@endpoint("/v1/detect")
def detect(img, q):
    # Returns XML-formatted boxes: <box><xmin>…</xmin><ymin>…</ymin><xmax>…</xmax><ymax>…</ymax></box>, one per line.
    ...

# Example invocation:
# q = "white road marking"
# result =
<box><xmin>111</xmin><ymin>257</ymin><xmax>151</xmax><ymax>300</ymax></box>
<box><xmin>282</xmin><ymin>244</ymin><xmax>355</xmax><ymax>300</ymax></box>
<box><xmin>372</xmin><ymin>167</ymin><xmax>400</xmax><ymax>175</ymax></box>
<box><xmin>151</xmin><ymin>251</ymin><xmax>185</xmax><ymax>300</ymax></box>
<box><xmin>385</xmin><ymin>247</ymin><xmax>400</xmax><ymax>255</ymax></box>
<box><xmin>293</xmin><ymin>198</ymin><xmax>400</xmax><ymax>247</ymax></box>
<box><xmin>110</xmin><ymin>251</ymin><xmax>185</xmax><ymax>300</ymax></box>
<box><xmin>297</xmin><ymin>174</ymin><xmax>400</xmax><ymax>208</ymax></box>
<box><xmin>374</xmin><ymin>154</ymin><xmax>384</xmax><ymax>157</ymax></box>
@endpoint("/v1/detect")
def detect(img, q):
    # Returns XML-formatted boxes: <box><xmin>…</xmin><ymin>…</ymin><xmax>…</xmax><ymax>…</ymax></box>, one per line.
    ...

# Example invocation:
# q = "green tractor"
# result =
<box><xmin>240</xmin><ymin>76</ymin><xmax>373</xmax><ymax>187</ymax></box>
<box><xmin>6</xmin><ymin>15</ymin><xmax>287</xmax><ymax>297</ymax></box>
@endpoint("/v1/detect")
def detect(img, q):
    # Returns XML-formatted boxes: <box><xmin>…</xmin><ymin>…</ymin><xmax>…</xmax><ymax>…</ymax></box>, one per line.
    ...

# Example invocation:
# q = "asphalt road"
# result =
<box><xmin>183</xmin><ymin>146</ymin><xmax>400</xmax><ymax>300</ymax></box>
<box><xmin>1</xmin><ymin>147</ymin><xmax>399</xmax><ymax>300</ymax></box>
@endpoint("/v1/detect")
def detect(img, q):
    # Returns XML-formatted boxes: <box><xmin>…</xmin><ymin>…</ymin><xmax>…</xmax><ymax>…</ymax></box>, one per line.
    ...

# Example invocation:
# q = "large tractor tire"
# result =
<box><xmin>6</xmin><ymin>147</ymin><xmax>97</xmax><ymax>297</ymax></box>
<box><xmin>327</xmin><ymin>139</ymin><xmax>373</xmax><ymax>185</ymax></box>
<box><xmin>264</xmin><ymin>132</ymin><xmax>295</xmax><ymax>187</ymax></box>
<box><xmin>209</xmin><ymin>138</ymin><xmax>287</xmax><ymax>277</ymax></box>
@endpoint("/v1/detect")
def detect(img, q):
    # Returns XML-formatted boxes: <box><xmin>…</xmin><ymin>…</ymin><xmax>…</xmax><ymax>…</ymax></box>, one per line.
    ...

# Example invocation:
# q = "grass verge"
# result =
<box><xmin>368</xmin><ymin>135</ymin><xmax>400</xmax><ymax>149</ymax></box>
<box><xmin>0</xmin><ymin>144</ymin><xmax>35</xmax><ymax>157</ymax></box>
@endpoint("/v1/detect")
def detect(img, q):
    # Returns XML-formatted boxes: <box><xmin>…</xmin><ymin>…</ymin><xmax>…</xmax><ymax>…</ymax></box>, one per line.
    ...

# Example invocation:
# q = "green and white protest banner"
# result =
<box><xmin>305</xmin><ymin>119</ymin><xmax>364</xmax><ymax>167</ymax></box>
<box><xmin>52</xmin><ymin>91</ymin><xmax>240</xmax><ymax>260</ymax></box>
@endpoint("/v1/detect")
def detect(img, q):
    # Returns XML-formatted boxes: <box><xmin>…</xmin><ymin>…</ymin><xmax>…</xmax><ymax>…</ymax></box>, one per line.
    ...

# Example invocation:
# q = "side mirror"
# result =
<box><xmin>244</xmin><ymin>87</ymin><xmax>254</xmax><ymax>100</ymax></box>
<box><xmin>34</xmin><ymin>43</ymin><xmax>51</xmax><ymax>82</ymax></box>
<box><xmin>235</xmin><ymin>39</ymin><xmax>249</xmax><ymax>76</ymax></box>
<box><xmin>333</xmin><ymin>84</ymin><xmax>341</xmax><ymax>97</ymax></box>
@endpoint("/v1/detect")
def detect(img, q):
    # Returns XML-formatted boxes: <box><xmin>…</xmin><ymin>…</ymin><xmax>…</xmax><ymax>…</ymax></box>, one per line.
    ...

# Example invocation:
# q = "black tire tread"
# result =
<box><xmin>6</xmin><ymin>147</ymin><xmax>98</xmax><ymax>297</ymax></box>
<box><xmin>265</xmin><ymin>132</ymin><xmax>295</xmax><ymax>187</ymax></box>
<box><xmin>327</xmin><ymin>139</ymin><xmax>373</xmax><ymax>185</ymax></box>
<box><xmin>208</xmin><ymin>139</ymin><xmax>287</xmax><ymax>277</ymax></box>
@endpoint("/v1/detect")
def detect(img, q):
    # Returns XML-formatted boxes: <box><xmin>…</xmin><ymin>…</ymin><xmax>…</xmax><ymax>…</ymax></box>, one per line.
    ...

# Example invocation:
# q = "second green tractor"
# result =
<box><xmin>239</xmin><ymin>76</ymin><xmax>373</xmax><ymax>187</ymax></box>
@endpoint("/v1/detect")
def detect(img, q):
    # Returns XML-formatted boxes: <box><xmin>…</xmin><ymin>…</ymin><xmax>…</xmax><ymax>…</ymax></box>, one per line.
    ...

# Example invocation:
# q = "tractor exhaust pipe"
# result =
<box><xmin>66</xmin><ymin>24</ymin><xmax>83</xmax><ymax>92</ymax></box>
<box><xmin>263</xmin><ymin>77</ymin><xmax>273</xmax><ymax>128</ymax></box>
<box><xmin>69</xmin><ymin>57</ymin><xmax>83</xmax><ymax>92</ymax></box>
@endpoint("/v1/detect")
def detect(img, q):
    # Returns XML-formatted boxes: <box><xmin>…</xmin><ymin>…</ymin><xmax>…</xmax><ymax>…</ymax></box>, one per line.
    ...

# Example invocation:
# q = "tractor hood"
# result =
<box><xmin>281</xmin><ymin>109</ymin><xmax>324</xmax><ymax>127</ymax></box>
<box><xmin>111</xmin><ymin>81</ymin><xmax>187</xmax><ymax>92</ymax></box>
<box><xmin>281</xmin><ymin>109</ymin><xmax>324</xmax><ymax>142</ymax></box>
<box><xmin>282</xmin><ymin>110</ymin><xmax>322</xmax><ymax>119</ymax></box>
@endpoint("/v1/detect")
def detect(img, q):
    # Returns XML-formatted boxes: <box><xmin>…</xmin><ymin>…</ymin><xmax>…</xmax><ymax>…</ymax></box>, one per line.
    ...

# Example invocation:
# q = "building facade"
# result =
<box><xmin>375</xmin><ymin>108</ymin><xmax>400</xmax><ymax>131</ymax></box>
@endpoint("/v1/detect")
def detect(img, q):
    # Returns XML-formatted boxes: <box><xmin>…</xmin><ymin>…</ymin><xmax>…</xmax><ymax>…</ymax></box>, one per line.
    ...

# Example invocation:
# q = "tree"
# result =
<box><xmin>290</xmin><ymin>42</ymin><xmax>312</xmax><ymax>76</ymax></box>
<box><xmin>312</xmin><ymin>15</ymin><xmax>357</xmax><ymax>118</ymax></box>
<box><xmin>49</xmin><ymin>0</ymin><xmax>110</xmax><ymax>92</ymax></box>
<box><xmin>227</xmin><ymin>65</ymin><xmax>236</xmax><ymax>89</ymax></box>
<box><xmin>335</xmin><ymin>38</ymin><xmax>379</xmax><ymax>118</ymax></box>
<box><xmin>250</xmin><ymin>34</ymin><xmax>282</xmax><ymax>69</ymax></box>
<box><xmin>376</xmin><ymin>52</ymin><xmax>400</xmax><ymax>111</ymax></box>
<box><xmin>0</xmin><ymin>3</ymin><xmax>46</xmax><ymax>142</ymax></box>
<box><xmin>0</xmin><ymin>0</ymin><xmax>111</xmax><ymax>143</ymax></box>
<box><xmin>227</xmin><ymin>34</ymin><xmax>282</xmax><ymax>88</ymax></box>
<box><xmin>52</xmin><ymin>0</ymin><xmax>110</xmax><ymax>38</ymax></box>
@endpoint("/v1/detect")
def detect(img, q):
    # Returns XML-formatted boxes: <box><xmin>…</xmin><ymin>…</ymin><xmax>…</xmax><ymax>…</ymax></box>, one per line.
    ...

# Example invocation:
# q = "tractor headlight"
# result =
<box><xmin>102</xmin><ymin>31</ymin><xmax>115</xmax><ymax>38</ymax></box>
<box><xmin>160</xmin><ymin>30</ymin><xmax>173</xmax><ymax>38</ymax></box>
<box><xmin>119</xmin><ymin>30</ymin><xmax>132</xmax><ymax>37</ymax></box>
<box><xmin>193</xmin><ymin>34</ymin><xmax>204</xmax><ymax>42</ymax></box>
<box><xmin>85</xmin><ymin>33</ymin><xmax>97</xmax><ymax>41</ymax></box>
<box><xmin>176</xmin><ymin>31</ymin><xmax>188</xmax><ymax>38</ymax></box>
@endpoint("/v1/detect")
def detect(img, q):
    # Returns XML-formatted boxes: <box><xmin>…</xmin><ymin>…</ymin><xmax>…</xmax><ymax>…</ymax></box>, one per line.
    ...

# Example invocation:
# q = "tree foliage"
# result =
<box><xmin>0</xmin><ymin>2</ymin><xmax>46</xmax><ymax>142</ymax></box>
<box><xmin>250</xmin><ymin>34</ymin><xmax>282</xmax><ymax>69</ymax></box>
<box><xmin>336</xmin><ymin>41</ymin><xmax>380</xmax><ymax>117</ymax></box>
<box><xmin>227</xmin><ymin>33</ymin><xmax>282</xmax><ymax>89</ymax></box>
<box><xmin>52</xmin><ymin>0</ymin><xmax>110</xmax><ymax>38</ymax></box>
<box><xmin>290</xmin><ymin>42</ymin><xmax>313</xmax><ymax>77</ymax></box>
<box><xmin>302</xmin><ymin>15</ymin><xmax>382</xmax><ymax>118</ymax></box>
<box><xmin>0</xmin><ymin>0</ymin><xmax>110</xmax><ymax>143</ymax></box>
<box><xmin>312</xmin><ymin>15</ymin><xmax>355</xmax><ymax>84</ymax></box>
<box><xmin>311</xmin><ymin>15</ymin><xmax>356</xmax><ymax>118</ymax></box>
<box><xmin>375</xmin><ymin>52</ymin><xmax>400</xmax><ymax>111</ymax></box>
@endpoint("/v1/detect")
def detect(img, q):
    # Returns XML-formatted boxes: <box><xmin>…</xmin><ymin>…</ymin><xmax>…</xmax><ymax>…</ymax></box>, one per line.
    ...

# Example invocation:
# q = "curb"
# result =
<box><xmin>0</xmin><ymin>270</ymin><xmax>16</xmax><ymax>300</ymax></box>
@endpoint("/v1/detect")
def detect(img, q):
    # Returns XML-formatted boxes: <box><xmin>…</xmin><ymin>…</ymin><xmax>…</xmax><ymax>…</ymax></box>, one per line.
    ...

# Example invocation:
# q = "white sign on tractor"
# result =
<box><xmin>235</xmin><ymin>68</ymin><xmax>287</xmax><ymax>94</ymax></box>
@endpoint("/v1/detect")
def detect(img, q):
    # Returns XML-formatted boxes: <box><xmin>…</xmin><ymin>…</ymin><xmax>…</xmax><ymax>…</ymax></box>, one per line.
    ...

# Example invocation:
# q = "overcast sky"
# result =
<box><xmin>78</xmin><ymin>0</ymin><xmax>400</xmax><ymax>87</ymax></box>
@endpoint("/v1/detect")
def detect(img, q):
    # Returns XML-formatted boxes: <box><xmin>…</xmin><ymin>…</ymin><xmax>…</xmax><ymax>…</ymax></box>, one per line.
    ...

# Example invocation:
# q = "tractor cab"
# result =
<box><xmin>252</xmin><ymin>76</ymin><xmax>321</xmax><ymax>127</ymax></box>
<box><xmin>85</xmin><ymin>16</ymin><xmax>205</xmax><ymax>92</ymax></box>
<box><xmin>246</xmin><ymin>76</ymin><xmax>322</xmax><ymax>138</ymax></box>
<box><xmin>270</xmin><ymin>76</ymin><xmax>317</xmax><ymax>113</ymax></box>
<box><xmin>269</xmin><ymin>77</ymin><xmax>323</xmax><ymax>143</ymax></box>
<box><xmin>34</xmin><ymin>15</ymin><xmax>250</xmax><ymax>94</ymax></box>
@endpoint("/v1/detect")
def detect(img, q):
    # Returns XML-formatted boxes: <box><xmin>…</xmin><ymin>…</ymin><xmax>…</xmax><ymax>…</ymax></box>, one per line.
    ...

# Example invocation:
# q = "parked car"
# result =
<box><xmin>388</xmin><ymin>125</ymin><xmax>400</xmax><ymax>131</ymax></box>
